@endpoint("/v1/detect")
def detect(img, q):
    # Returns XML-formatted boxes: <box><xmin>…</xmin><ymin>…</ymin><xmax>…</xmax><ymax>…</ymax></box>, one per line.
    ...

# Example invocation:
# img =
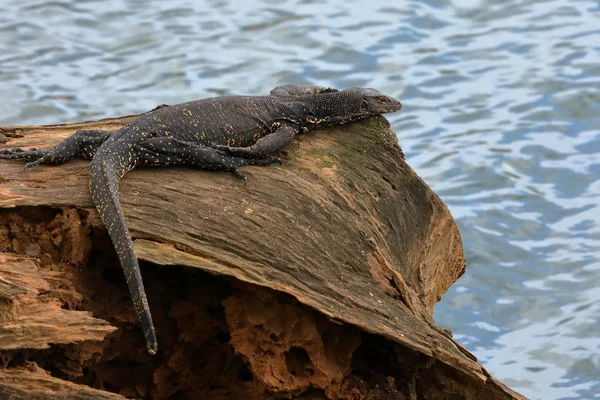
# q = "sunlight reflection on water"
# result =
<box><xmin>0</xmin><ymin>0</ymin><xmax>598</xmax><ymax>398</ymax></box>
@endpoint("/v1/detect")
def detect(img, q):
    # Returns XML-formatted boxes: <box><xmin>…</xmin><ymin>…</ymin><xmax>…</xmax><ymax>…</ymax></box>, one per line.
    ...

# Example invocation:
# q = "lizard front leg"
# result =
<box><xmin>0</xmin><ymin>129</ymin><xmax>112</xmax><ymax>168</ymax></box>
<box><xmin>214</xmin><ymin>123</ymin><xmax>298</xmax><ymax>159</ymax></box>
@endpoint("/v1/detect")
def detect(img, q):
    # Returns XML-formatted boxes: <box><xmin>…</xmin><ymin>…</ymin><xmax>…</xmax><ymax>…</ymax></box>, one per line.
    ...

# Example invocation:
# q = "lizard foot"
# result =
<box><xmin>228</xmin><ymin>156</ymin><xmax>281</xmax><ymax>186</ymax></box>
<box><xmin>270</xmin><ymin>157</ymin><xmax>283</xmax><ymax>166</ymax></box>
<box><xmin>231</xmin><ymin>168</ymin><xmax>248</xmax><ymax>186</ymax></box>
<box><xmin>0</xmin><ymin>148</ymin><xmax>48</xmax><ymax>169</ymax></box>
<box><xmin>25</xmin><ymin>158</ymin><xmax>45</xmax><ymax>170</ymax></box>
<box><xmin>0</xmin><ymin>147</ymin><xmax>43</xmax><ymax>159</ymax></box>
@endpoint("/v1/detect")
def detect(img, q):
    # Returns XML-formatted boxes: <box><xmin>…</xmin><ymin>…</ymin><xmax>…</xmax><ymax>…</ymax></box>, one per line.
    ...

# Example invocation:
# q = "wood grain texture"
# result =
<box><xmin>0</xmin><ymin>114</ymin><xmax>525</xmax><ymax>399</ymax></box>
<box><xmin>0</xmin><ymin>366</ymin><xmax>127</xmax><ymax>400</ymax></box>
<box><xmin>0</xmin><ymin>253</ymin><xmax>116</xmax><ymax>351</ymax></box>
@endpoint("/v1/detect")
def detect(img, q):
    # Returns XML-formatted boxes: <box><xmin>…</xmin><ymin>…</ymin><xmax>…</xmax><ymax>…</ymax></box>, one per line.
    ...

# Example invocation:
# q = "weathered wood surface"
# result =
<box><xmin>0</xmin><ymin>115</ymin><xmax>526</xmax><ymax>399</ymax></box>
<box><xmin>0</xmin><ymin>366</ymin><xmax>127</xmax><ymax>400</ymax></box>
<box><xmin>0</xmin><ymin>253</ymin><xmax>116</xmax><ymax>350</ymax></box>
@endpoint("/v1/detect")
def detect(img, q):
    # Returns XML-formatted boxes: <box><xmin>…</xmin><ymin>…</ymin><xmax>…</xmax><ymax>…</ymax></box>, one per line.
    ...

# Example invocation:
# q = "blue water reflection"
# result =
<box><xmin>0</xmin><ymin>1</ymin><xmax>598</xmax><ymax>398</ymax></box>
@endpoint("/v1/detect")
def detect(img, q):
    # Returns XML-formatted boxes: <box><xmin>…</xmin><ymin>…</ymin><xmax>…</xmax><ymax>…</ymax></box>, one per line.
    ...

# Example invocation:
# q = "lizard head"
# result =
<box><xmin>297</xmin><ymin>87</ymin><xmax>402</xmax><ymax>128</ymax></box>
<box><xmin>349</xmin><ymin>88</ymin><xmax>402</xmax><ymax>116</ymax></box>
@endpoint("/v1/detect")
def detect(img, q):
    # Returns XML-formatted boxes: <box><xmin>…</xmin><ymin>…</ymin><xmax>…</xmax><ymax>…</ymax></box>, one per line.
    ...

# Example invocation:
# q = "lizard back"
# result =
<box><xmin>127</xmin><ymin>95</ymin><xmax>290</xmax><ymax>147</ymax></box>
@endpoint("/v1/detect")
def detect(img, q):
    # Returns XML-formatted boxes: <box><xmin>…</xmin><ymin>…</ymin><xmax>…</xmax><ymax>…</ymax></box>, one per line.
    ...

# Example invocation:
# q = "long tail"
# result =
<box><xmin>89</xmin><ymin>150</ymin><xmax>158</xmax><ymax>354</ymax></box>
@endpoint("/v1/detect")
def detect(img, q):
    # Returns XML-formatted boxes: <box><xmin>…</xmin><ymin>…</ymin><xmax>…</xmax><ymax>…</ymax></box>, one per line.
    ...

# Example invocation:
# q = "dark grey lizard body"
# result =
<box><xmin>0</xmin><ymin>85</ymin><xmax>401</xmax><ymax>354</ymax></box>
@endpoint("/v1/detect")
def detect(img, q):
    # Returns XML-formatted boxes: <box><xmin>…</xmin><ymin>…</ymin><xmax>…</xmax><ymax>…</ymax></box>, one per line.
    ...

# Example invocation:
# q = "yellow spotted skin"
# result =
<box><xmin>0</xmin><ymin>85</ymin><xmax>402</xmax><ymax>354</ymax></box>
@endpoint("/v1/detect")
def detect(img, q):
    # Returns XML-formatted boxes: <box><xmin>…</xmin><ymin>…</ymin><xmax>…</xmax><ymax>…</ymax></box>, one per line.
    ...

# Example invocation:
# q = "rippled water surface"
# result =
<box><xmin>1</xmin><ymin>1</ymin><xmax>599</xmax><ymax>398</ymax></box>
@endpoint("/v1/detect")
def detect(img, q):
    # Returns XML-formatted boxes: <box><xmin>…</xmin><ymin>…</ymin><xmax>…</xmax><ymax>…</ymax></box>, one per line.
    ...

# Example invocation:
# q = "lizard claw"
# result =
<box><xmin>231</xmin><ymin>168</ymin><xmax>248</xmax><ymax>184</ymax></box>
<box><xmin>24</xmin><ymin>158</ymin><xmax>43</xmax><ymax>170</ymax></box>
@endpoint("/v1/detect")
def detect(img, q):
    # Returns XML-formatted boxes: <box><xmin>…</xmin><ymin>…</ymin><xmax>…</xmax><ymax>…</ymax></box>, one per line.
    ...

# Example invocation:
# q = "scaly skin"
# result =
<box><xmin>0</xmin><ymin>85</ymin><xmax>402</xmax><ymax>354</ymax></box>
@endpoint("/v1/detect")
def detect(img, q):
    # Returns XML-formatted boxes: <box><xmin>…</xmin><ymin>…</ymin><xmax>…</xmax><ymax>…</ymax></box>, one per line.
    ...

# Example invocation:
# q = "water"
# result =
<box><xmin>1</xmin><ymin>0</ymin><xmax>599</xmax><ymax>398</ymax></box>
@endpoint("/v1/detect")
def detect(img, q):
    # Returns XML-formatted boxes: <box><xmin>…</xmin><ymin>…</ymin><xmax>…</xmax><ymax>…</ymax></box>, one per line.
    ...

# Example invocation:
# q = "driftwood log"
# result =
<box><xmin>0</xmin><ymin>114</ymin><xmax>525</xmax><ymax>399</ymax></box>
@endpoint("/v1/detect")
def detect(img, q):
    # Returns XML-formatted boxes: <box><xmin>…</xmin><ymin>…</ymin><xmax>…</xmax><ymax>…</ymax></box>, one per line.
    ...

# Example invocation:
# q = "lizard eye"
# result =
<box><xmin>377</xmin><ymin>96</ymin><xmax>387</xmax><ymax>103</ymax></box>
<box><xmin>361</xmin><ymin>99</ymin><xmax>369</xmax><ymax>109</ymax></box>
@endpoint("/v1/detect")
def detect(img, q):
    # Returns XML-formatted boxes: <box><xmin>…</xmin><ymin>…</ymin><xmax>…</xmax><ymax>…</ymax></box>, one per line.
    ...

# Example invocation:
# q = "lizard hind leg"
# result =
<box><xmin>213</xmin><ymin>123</ymin><xmax>298</xmax><ymax>159</ymax></box>
<box><xmin>136</xmin><ymin>137</ymin><xmax>280</xmax><ymax>178</ymax></box>
<box><xmin>0</xmin><ymin>129</ymin><xmax>112</xmax><ymax>168</ymax></box>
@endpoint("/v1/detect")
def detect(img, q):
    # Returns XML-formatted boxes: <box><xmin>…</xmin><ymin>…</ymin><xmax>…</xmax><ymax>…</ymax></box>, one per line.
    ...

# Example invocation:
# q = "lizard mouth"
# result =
<box><xmin>387</xmin><ymin>99</ymin><xmax>403</xmax><ymax>112</ymax></box>
<box><xmin>369</xmin><ymin>100</ymin><xmax>402</xmax><ymax>116</ymax></box>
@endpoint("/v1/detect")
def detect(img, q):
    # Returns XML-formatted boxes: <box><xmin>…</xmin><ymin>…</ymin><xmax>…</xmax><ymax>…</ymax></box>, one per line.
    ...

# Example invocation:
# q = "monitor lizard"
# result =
<box><xmin>0</xmin><ymin>85</ymin><xmax>402</xmax><ymax>354</ymax></box>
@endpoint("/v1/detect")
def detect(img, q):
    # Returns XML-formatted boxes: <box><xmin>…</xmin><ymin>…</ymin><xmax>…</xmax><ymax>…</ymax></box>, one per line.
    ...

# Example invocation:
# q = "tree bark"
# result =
<box><xmin>0</xmin><ymin>114</ymin><xmax>526</xmax><ymax>399</ymax></box>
